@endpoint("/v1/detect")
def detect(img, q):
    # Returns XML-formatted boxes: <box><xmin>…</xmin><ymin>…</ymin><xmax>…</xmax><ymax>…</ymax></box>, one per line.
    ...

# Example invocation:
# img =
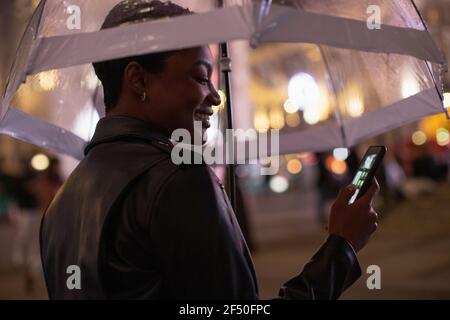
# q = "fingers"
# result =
<box><xmin>370</xmin><ymin>222</ymin><xmax>378</xmax><ymax>234</ymax></box>
<box><xmin>359</xmin><ymin>178</ymin><xmax>380</xmax><ymax>204</ymax></box>
<box><xmin>335</xmin><ymin>178</ymin><xmax>379</xmax><ymax>208</ymax></box>
<box><xmin>368</xmin><ymin>209</ymin><xmax>378</xmax><ymax>223</ymax></box>
<box><xmin>368</xmin><ymin>209</ymin><xmax>379</xmax><ymax>234</ymax></box>
<box><xmin>334</xmin><ymin>184</ymin><xmax>357</xmax><ymax>207</ymax></box>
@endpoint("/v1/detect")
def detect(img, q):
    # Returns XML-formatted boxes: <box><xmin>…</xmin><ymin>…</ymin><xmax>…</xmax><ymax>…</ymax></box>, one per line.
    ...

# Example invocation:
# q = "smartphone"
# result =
<box><xmin>348</xmin><ymin>146</ymin><xmax>387</xmax><ymax>204</ymax></box>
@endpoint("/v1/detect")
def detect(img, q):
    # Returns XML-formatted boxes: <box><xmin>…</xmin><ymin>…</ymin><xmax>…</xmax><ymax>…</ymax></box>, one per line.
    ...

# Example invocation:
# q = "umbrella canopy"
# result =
<box><xmin>0</xmin><ymin>0</ymin><xmax>447</xmax><ymax>160</ymax></box>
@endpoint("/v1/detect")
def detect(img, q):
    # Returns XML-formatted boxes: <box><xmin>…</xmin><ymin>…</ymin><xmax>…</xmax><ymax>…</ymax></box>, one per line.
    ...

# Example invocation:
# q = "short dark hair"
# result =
<box><xmin>93</xmin><ymin>0</ymin><xmax>192</xmax><ymax>112</ymax></box>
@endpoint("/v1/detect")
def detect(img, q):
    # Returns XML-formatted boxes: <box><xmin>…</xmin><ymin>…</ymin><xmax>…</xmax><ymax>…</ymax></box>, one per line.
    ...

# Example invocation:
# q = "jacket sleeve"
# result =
<box><xmin>278</xmin><ymin>234</ymin><xmax>362</xmax><ymax>300</ymax></box>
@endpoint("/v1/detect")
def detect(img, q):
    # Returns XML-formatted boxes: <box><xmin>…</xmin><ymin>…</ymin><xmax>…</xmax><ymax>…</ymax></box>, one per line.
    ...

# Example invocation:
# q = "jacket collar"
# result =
<box><xmin>85</xmin><ymin>116</ymin><xmax>173</xmax><ymax>156</ymax></box>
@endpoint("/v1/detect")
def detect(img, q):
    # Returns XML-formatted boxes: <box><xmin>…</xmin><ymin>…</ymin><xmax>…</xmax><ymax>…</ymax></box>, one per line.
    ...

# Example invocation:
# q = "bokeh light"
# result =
<box><xmin>443</xmin><ymin>92</ymin><xmax>450</xmax><ymax>108</ymax></box>
<box><xmin>286</xmin><ymin>112</ymin><xmax>301</xmax><ymax>127</ymax></box>
<box><xmin>254</xmin><ymin>111</ymin><xmax>270</xmax><ymax>133</ymax></box>
<box><xmin>36</xmin><ymin>70</ymin><xmax>58</xmax><ymax>91</ymax></box>
<box><xmin>270</xmin><ymin>109</ymin><xmax>285</xmax><ymax>129</ymax></box>
<box><xmin>412</xmin><ymin>130</ymin><xmax>427</xmax><ymax>146</ymax></box>
<box><xmin>288</xmin><ymin>72</ymin><xmax>319</xmax><ymax>111</ymax></box>
<box><xmin>287</xmin><ymin>159</ymin><xmax>303</xmax><ymax>174</ymax></box>
<box><xmin>283</xmin><ymin>99</ymin><xmax>300</xmax><ymax>114</ymax></box>
<box><xmin>436</xmin><ymin>128</ymin><xmax>449</xmax><ymax>146</ymax></box>
<box><xmin>31</xmin><ymin>153</ymin><xmax>50</xmax><ymax>171</ymax></box>
<box><xmin>347</xmin><ymin>96</ymin><xmax>365</xmax><ymax>118</ymax></box>
<box><xmin>303</xmin><ymin>107</ymin><xmax>320</xmax><ymax>125</ymax></box>
<box><xmin>326</xmin><ymin>155</ymin><xmax>347</xmax><ymax>175</ymax></box>
<box><xmin>269</xmin><ymin>175</ymin><xmax>289</xmax><ymax>193</ymax></box>
<box><xmin>401</xmin><ymin>75</ymin><xmax>420</xmax><ymax>99</ymax></box>
<box><xmin>333</xmin><ymin>148</ymin><xmax>349</xmax><ymax>161</ymax></box>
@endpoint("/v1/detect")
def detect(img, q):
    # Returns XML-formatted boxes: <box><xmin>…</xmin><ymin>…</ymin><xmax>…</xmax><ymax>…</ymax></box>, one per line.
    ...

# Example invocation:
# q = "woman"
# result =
<box><xmin>40</xmin><ymin>0</ymin><xmax>379</xmax><ymax>300</ymax></box>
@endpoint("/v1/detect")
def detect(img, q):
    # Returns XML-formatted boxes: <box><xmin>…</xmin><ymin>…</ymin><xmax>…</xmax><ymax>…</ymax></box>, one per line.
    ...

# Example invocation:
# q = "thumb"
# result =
<box><xmin>359</xmin><ymin>178</ymin><xmax>380</xmax><ymax>204</ymax></box>
<box><xmin>335</xmin><ymin>184</ymin><xmax>357</xmax><ymax>207</ymax></box>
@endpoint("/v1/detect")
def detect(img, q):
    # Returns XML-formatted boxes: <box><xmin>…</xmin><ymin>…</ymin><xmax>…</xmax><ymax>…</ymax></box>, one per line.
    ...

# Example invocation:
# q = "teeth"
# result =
<box><xmin>194</xmin><ymin>112</ymin><xmax>210</xmax><ymax>121</ymax></box>
<box><xmin>194</xmin><ymin>112</ymin><xmax>211</xmax><ymax>127</ymax></box>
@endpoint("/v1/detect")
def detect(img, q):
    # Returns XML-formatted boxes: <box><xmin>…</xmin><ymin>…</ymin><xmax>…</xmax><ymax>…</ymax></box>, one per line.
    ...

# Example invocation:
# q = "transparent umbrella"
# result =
<box><xmin>0</xmin><ymin>0</ymin><xmax>448</xmax><ymax>161</ymax></box>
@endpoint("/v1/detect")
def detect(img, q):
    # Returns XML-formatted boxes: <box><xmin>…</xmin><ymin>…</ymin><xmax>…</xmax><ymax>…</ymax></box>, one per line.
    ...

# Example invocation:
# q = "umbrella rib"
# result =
<box><xmin>0</xmin><ymin>107</ymin><xmax>86</xmax><ymax>160</ymax></box>
<box><xmin>1</xmin><ymin>0</ymin><xmax>46</xmax><ymax>121</ymax></box>
<box><xmin>291</xmin><ymin>1</ymin><xmax>348</xmax><ymax>148</ymax></box>
<box><xmin>410</xmin><ymin>0</ymin><xmax>448</xmax><ymax>120</ymax></box>
<box><xmin>317</xmin><ymin>45</ymin><xmax>348</xmax><ymax>148</ymax></box>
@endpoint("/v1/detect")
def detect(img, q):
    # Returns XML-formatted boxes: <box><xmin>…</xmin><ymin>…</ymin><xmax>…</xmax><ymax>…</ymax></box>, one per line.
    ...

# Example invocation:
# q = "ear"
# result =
<box><xmin>123</xmin><ymin>61</ymin><xmax>147</xmax><ymax>97</ymax></box>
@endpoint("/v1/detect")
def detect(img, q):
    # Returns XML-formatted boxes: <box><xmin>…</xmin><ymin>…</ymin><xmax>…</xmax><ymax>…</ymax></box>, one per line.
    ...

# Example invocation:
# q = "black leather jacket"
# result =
<box><xmin>40</xmin><ymin>116</ymin><xmax>361</xmax><ymax>300</ymax></box>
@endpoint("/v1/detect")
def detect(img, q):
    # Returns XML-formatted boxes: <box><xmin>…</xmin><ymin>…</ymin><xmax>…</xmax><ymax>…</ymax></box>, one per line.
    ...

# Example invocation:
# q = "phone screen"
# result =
<box><xmin>348</xmin><ymin>147</ymin><xmax>384</xmax><ymax>204</ymax></box>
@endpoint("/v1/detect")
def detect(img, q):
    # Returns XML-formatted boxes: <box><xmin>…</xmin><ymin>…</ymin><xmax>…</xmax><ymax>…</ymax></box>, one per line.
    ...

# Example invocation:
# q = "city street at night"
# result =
<box><xmin>1</xmin><ymin>0</ymin><xmax>449</xmax><ymax>304</ymax></box>
<box><xmin>1</xmin><ymin>183</ymin><xmax>449</xmax><ymax>299</ymax></box>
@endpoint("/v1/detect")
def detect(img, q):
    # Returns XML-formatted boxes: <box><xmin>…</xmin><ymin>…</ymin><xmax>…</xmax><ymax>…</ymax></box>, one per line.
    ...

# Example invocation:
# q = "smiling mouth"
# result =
<box><xmin>194</xmin><ymin>110</ymin><xmax>212</xmax><ymax>128</ymax></box>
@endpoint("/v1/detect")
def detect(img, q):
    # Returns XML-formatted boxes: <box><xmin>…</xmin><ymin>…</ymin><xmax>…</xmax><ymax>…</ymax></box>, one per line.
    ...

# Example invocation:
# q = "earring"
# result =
<box><xmin>141</xmin><ymin>91</ymin><xmax>147</xmax><ymax>102</ymax></box>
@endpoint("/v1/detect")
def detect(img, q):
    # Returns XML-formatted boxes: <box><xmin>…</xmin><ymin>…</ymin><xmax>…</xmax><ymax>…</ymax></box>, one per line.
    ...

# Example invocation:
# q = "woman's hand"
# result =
<box><xmin>328</xmin><ymin>179</ymin><xmax>380</xmax><ymax>253</ymax></box>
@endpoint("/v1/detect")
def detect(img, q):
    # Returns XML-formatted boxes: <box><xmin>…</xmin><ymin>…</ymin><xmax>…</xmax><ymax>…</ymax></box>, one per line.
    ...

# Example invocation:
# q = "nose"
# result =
<box><xmin>208</xmin><ymin>83</ymin><xmax>222</xmax><ymax>107</ymax></box>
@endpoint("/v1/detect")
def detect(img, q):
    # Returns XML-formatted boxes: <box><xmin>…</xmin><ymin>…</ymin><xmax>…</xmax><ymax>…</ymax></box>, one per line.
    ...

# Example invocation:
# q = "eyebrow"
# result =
<box><xmin>193</xmin><ymin>60</ymin><xmax>213</xmax><ymax>76</ymax></box>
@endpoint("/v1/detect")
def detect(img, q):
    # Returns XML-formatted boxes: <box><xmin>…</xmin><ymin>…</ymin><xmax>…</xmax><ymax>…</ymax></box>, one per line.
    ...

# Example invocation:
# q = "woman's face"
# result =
<box><xmin>144</xmin><ymin>46</ymin><xmax>221</xmax><ymax>143</ymax></box>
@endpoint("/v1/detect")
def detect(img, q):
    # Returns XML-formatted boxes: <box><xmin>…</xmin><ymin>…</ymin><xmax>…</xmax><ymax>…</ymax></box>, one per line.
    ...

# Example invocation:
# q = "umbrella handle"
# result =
<box><xmin>217</xmin><ymin>0</ymin><xmax>236</xmax><ymax>211</ymax></box>
<box><xmin>219</xmin><ymin>41</ymin><xmax>237</xmax><ymax>212</ymax></box>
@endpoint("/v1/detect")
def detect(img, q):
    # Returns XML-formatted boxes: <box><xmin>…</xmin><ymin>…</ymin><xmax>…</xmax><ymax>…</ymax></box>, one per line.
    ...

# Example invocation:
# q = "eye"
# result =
<box><xmin>195</xmin><ymin>77</ymin><xmax>210</xmax><ymax>85</ymax></box>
